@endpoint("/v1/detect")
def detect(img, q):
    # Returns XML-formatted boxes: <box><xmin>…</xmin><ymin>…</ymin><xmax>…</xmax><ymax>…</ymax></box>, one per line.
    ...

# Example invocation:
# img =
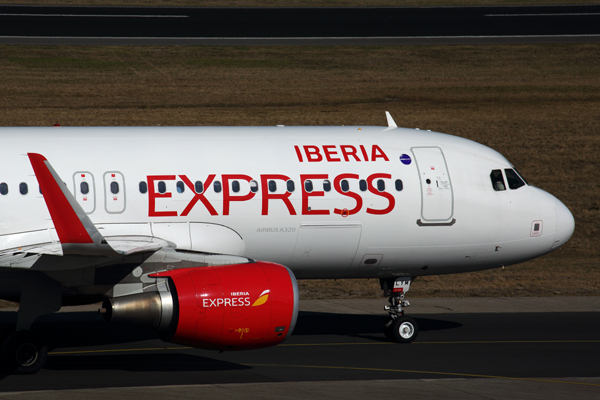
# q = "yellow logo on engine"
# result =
<box><xmin>235</xmin><ymin>327</ymin><xmax>250</xmax><ymax>339</ymax></box>
<box><xmin>251</xmin><ymin>289</ymin><xmax>270</xmax><ymax>306</ymax></box>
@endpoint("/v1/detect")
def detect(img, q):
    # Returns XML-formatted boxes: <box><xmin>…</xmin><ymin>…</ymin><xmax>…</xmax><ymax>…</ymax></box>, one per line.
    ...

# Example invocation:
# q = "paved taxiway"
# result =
<box><xmin>0</xmin><ymin>297</ymin><xmax>598</xmax><ymax>399</ymax></box>
<box><xmin>0</xmin><ymin>5</ymin><xmax>599</xmax><ymax>45</ymax></box>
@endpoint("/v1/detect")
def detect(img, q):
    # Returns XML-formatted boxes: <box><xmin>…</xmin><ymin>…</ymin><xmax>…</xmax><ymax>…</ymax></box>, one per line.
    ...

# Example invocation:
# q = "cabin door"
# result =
<box><xmin>411</xmin><ymin>147</ymin><xmax>454</xmax><ymax>223</ymax></box>
<box><xmin>73</xmin><ymin>172</ymin><xmax>96</xmax><ymax>214</ymax></box>
<box><xmin>103</xmin><ymin>171</ymin><xmax>126</xmax><ymax>214</ymax></box>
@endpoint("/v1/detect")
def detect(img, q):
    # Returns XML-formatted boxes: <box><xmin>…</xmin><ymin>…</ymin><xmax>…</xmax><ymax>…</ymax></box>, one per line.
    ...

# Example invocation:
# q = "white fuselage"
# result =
<box><xmin>0</xmin><ymin>126</ymin><xmax>574</xmax><ymax>280</ymax></box>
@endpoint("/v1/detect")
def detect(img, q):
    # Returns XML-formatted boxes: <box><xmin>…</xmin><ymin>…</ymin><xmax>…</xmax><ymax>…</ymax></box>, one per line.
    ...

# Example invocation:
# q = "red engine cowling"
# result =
<box><xmin>102</xmin><ymin>261</ymin><xmax>299</xmax><ymax>351</ymax></box>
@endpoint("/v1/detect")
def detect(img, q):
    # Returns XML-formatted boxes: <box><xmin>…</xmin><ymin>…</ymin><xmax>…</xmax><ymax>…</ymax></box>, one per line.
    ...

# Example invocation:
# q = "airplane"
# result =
<box><xmin>0</xmin><ymin>112</ymin><xmax>574</xmax><ymax>374</ymax></box>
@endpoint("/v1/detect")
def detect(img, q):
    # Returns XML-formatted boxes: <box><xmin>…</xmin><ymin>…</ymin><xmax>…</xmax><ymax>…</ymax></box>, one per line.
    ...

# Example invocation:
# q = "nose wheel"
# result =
<box><xmin>385</xmin><ymin>316</ymin><xmax>418</xmax><ymax>343</ymax></box>
<box><xmin>381</xmin><ymin>277</ymin><xmax>418</xmax><ymax>343</ymax></box>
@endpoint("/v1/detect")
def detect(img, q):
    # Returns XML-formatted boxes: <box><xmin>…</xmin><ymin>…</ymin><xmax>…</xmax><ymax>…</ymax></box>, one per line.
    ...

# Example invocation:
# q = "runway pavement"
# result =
<box><xmin>0</xmin><ymin>5</ymin><xmax>599</xmax><ymax>45</ymax></box>
<box><xmin>0</xmin><ymin>297</ymin><xmax>598</xmax><ymax>399</ymax></box>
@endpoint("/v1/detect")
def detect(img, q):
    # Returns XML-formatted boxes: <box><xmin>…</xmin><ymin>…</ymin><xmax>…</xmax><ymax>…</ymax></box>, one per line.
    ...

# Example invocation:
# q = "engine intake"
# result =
<box><xmin>102</xmin><ymin>261</ymin><xmax>299</xmax><ymax>351</ymax></box>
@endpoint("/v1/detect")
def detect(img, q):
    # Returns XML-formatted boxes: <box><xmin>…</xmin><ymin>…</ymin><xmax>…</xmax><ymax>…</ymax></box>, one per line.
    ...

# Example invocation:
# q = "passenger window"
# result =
<box><xmin>139</xmin><ymin>181</ymin><xmax>147</xmax><ymax>194</ymax></box>
<box><xmin>19</xmin><ymin>183</ymin><xmax>28</xmax><ymax>195</ymax></box>
<box><xmin>359</xmin><ymin>180</ymin><xmax>367</xmax><ymax>192</ymax></box>
<box><xmin>323</xmin><ymin>180</ymin><xmax>331</xmax><ymax>192</ymax></box>
<box><xmin>214</xmin><ymin>181</ymin><xmax>222</xmax><ymax>193</ymax></box>
<box><xmin>232</xmin><ymin>180</ymin><xmax>240</xmax><ymax>193</ymax></box>
<box><xmin>81</xmin><ymin>182</ymin><xmax>90</xmax><ymax>195</ymax></box>
<box><xmin>176</xmin><ymin>181</ymin><xmax>185</xmax><ymax>193</ymax></box>
<box><xmin>195</xmin><ymin>181</ymin><xmax>203</xmax><ymax>193</ymax></box>
<box><xmin>395</xmin><ymin>179</ymin><xmax>403</xmax><ymax>191</ymax></box>
<box><xmin>304</xmin><ymin>180</ymin><xmax>313</xmax><ymax>193</ymax></box>
<box><xmin>250</xmin><ymin>180</ymin><xmax>259</xmax><ymax>193</ymax></box>
<box><xmin>287</xmin><ymin>180</ymin><xmax>295</xmax><ymax>193</ymax></box>
<box><xmin>0</xmin><ymin>183</ymin><xmax>7</xmax><ymax>195</ymax></box>
<box><xmin>377</xmin><ymin>179</ymin><xmax>385</xmax><ymax>192</ymax></box>
<box><xmin>269</xmin><ymin>180</ymin><xmax>277</xmax><ymax>193</ymax></box>
<box><xmin>505</xmin><ymin>169</ymin><xmax>526</xmax><ymax>190</ymax></box>
<box><xmin>110</xmin><ymin>181</ymin><xmax>119</xmax><ymax>194</ymax></box>
<box><xmin>341</xmin><ymin>179</ymin><xmax>349</xmax><ymax>192</ymax></box>
<box><xmin>158</xmin><ymin>181</ymin><xmax>166</xmax><ymax>194</ymax></box>
<box><xmin>490</xmin><ymin>170</ymin><xmax>506</xmax><ymax>191</ymax></box>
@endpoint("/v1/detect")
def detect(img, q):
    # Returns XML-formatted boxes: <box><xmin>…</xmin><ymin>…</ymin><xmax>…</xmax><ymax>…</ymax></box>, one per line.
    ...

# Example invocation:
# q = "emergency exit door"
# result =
<box><xmin>104</xmin><ymin>171</ymin><xmax>126</xmax><ymax>214</ymax></box>
<box><xmin>411</xmin><ymin>147</ymin><xmax>454</xmax><ymax>223</ymax></box>
<box><xmin>73</xmin><ymin>172</ymin><xmax>96</xmax><ymax>214</ymax></box>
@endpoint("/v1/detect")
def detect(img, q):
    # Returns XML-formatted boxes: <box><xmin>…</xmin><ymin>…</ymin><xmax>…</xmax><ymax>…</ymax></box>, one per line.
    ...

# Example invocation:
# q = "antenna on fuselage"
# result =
<box><xmin>385</xmin><ymin>111</ymin><xmax>397</xmax><ymax>128</ymax></box>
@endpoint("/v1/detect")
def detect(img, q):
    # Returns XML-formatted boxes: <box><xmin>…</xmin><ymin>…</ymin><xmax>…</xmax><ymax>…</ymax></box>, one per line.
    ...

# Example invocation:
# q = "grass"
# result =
<box><xmin>0</xmin><ymin>43</ymin><xmax>598</xmax><ymax>299</ymax></box>
<box><xmin>299</xmin><ymin>256</ymin><xmax>600</xmax><ymax>299</ymax></box>
<box><xmin>0</xmin><ymin>0</ymin><xmax>598</xmax><ymax>6</ymax></box>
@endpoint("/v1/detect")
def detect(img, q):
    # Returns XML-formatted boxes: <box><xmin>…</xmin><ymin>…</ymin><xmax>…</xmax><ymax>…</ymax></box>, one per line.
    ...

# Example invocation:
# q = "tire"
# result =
<box><xmin>0</xmin><ymin>330</ymin><xmax>48</xmax><ymax>374</ymax></box>
<box><xmin>392</xmin><ymin>316</ymin><xmax>418</xmax><ymax>343</ymax></box>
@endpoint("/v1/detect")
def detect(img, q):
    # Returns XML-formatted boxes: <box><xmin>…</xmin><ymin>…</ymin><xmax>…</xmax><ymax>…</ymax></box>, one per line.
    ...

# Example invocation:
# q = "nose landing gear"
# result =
<box><xmin>381</xmin><ymin>277</ymin><xmax>418</xmax><ymax>343</ymax></box>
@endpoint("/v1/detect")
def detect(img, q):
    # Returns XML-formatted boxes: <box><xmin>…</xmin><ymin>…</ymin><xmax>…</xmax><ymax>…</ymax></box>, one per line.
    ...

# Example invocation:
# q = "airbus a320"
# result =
<box><xmin>0</xmin><ymin>113</ymin><xmax>574</xmax><ymax>373</ymax></box>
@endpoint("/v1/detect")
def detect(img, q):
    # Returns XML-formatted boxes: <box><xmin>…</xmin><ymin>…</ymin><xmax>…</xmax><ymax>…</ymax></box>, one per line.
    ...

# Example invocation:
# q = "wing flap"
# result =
<box><xmin>105</xmin><ymin>238</ymin><xmax>166</xmax><ymax>256</ymax></box>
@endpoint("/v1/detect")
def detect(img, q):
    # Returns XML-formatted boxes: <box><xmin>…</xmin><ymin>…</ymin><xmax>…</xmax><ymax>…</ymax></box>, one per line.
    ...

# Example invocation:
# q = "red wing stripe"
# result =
<box><xmin>28</xmin><ymin>153</ymin><xmax>94</xmax><ymax>244</ymax></box>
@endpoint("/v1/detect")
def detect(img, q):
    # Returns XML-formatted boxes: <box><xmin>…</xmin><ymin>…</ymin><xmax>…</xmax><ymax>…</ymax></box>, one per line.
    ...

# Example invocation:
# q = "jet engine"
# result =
<box><xmin>101</xmin><ymin>261</ymin><xmax>299</xmax><ymax>351</ymax></box>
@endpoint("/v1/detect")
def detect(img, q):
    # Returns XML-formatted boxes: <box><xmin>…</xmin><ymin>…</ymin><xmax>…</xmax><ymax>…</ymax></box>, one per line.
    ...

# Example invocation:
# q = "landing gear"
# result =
<box><xmin>0</xmin><ymin>271</ymin><xmax>61</xmax><ymax>374</ymax></box>
<box><xmin>0</xmin><ymin>330</ymin><xmax>47</xmax><ymax>374</ymax></box>
<box><xmin>381</xmin><ymin>277</ymin><xmax>418</xmax><ymax>343</ymax></box>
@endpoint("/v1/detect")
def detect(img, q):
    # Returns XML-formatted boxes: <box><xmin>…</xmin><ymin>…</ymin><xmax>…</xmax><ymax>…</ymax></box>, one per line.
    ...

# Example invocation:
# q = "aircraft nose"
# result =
<box><xmin>552</xmin><ymin>199</ymin><xmax>575</xmax><ymax>249</ymax></box>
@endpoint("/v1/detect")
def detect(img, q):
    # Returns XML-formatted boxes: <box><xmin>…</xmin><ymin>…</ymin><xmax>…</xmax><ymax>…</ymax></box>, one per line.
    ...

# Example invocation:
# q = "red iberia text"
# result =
<box><xmin>294</xmin><ymin>145</ymin><xmax>390</xmax><ymax>162</ymax></box>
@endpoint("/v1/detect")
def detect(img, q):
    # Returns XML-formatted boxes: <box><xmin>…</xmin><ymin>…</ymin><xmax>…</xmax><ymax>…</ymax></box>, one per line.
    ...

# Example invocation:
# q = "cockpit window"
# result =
<box><xmin>514</xmin><ymin>168</ymin><xmax>528</xmax><ymax>185</ymax></box>
<box><xmin>505</xmin><ymin>169</ymin><xmax>526</xmax><ymax>190</ymax></box>
<box><xmin>490</xmin><ymin>170</ymin><xmax>506</xmax><ymax>191</ymax></box>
